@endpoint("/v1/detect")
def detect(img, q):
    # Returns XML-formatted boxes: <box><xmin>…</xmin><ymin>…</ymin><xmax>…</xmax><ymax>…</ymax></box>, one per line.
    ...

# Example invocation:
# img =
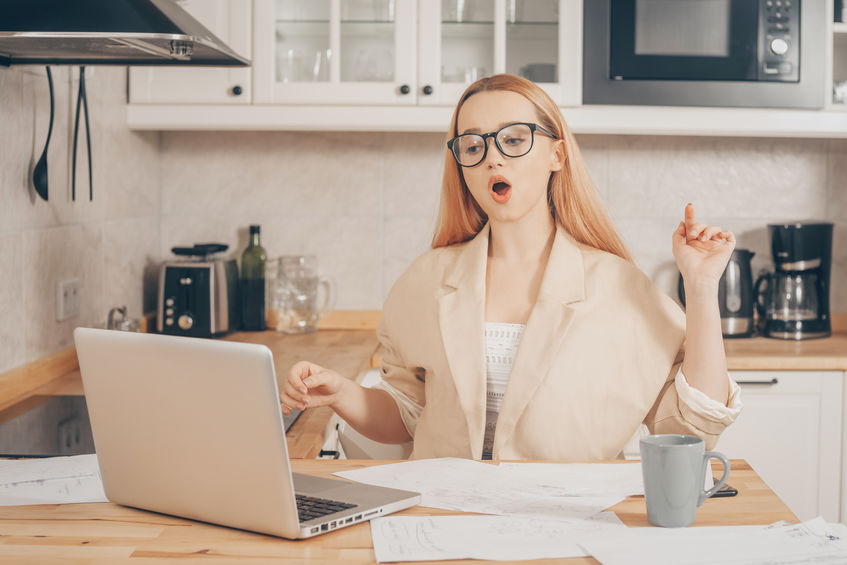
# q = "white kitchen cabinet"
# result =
<box><xmin>126</xmin><ymin>0</ymin><xmax>847</xmax><ymax>135</ymax></box>
<box><xmin>128</xmin><ymin>0</ymin><xmax>252</xmax><ymax>104</ymax></box>
<box><xmin>250</xmin><ymin>0</ymin><xmax>579</xmax><ymax>107</ymax></box>
<box><xmin>715</xmin><ymin>371</ymin><xmax>842</xmax><ymax>523</ymax></box>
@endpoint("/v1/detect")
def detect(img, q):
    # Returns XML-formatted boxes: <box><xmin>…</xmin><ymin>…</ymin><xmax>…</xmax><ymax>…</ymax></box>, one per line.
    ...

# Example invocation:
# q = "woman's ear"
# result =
<box><xmin>549</xmin><ymin>139</ymin><xmax>567</xmax><ymax>172</ymax></box>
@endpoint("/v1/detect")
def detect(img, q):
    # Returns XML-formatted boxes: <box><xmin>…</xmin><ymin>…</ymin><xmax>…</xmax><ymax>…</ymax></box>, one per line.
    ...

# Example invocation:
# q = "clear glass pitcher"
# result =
<box><xmin>756</xmin><ymin>271</ymin><xmax>820</xmax><ymax>322</ymax></box>
<box><xmin>273</xmin><ymin>255</ymin><xmax>336</xmax><ymax>334</ymax></box>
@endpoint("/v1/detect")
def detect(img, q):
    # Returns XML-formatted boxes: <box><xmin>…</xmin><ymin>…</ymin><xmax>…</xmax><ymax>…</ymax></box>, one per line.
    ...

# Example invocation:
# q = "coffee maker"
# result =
<box><xmin>755</xmin><ymin>222</ymin><xmax>833</xmax><ymax>340</ymax></box>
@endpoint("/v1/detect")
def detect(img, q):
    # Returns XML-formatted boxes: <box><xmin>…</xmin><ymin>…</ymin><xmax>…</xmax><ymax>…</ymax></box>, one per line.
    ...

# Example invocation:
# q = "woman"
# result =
<box><xmin>281</xmin><ymin>74</ymin><xmax>742</xmax><ymax>460</ymax></box>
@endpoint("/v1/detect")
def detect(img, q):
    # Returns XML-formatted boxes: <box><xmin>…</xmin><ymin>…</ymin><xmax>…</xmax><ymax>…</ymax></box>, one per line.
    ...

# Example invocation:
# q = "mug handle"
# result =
<box><xmin>698</xmin><ymin>451</ymin><xmax>730</xmax><ymax>506</ymax></box>
<box><xmin>317</xmin><ymin>275</ymin><xmax>336</xmax><ymax>318</ymax></box>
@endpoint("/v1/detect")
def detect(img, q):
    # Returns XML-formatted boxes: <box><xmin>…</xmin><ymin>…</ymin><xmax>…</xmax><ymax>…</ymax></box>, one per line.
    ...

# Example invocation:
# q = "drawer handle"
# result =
<box><xmin>735</xmin><ymin>378</ymin><xmax>779</xmax><ymax>385</ymax></box>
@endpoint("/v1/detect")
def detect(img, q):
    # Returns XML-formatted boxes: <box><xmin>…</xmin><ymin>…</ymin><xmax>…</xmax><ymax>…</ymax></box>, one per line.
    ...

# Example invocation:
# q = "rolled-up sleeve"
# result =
<box><xmin>674</xmin><ymin>369</ymin><xmax>742</xmax><ymax>428</ymax></box>
<box><xmin>644</xmin><ymin>349</ymin><xmax>743</xmax><ymax>450</ymax></box>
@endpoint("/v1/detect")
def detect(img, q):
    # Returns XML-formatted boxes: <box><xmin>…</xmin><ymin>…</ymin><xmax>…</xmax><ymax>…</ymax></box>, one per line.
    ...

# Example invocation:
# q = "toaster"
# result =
<box><xmin>157</xmin><ymin>243</ymin><xmax>239</xmax><ymax>338</ymax></box>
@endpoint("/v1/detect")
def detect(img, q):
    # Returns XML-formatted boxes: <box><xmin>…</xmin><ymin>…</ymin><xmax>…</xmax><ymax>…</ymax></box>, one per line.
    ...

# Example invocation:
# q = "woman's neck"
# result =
<box><xmin>488</xmin><ymin>212</ymin><xmax>556</xmax><ymax>265</ymax></box>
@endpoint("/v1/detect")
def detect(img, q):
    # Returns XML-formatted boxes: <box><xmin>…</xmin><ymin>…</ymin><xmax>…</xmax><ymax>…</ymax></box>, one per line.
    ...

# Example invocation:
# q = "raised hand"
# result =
<box><xmin>672</xmin><ymin>203</ymin><xmax>736</xmax><ymax>286</ymax></box>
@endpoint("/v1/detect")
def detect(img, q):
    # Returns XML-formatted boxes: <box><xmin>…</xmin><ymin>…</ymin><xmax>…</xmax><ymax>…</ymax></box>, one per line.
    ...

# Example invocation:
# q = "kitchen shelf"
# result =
<box><xmin>126</xmin><ymin>104</ymin><xmax>847</xmax><ymax>137</ymax></box>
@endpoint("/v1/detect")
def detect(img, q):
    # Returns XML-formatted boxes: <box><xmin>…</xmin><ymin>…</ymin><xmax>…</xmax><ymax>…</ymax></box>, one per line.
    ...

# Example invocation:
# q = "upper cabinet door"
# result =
<box><xmin>418</xmin><ymin>0</ymin><xmax>581</xmax><ymax>107</ymax></box>
<box><xmin>253</xmin><ymin>0</ymin><xmax>417</xmax><ymax>105</ymax></box>
<box><xmin>128</xmin><ymin>0</ymin><xmax>252</xmax><ymax>104</ymax></box>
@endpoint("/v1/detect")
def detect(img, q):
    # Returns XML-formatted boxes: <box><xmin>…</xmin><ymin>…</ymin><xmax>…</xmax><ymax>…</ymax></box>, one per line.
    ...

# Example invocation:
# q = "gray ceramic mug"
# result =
<box><xmin>640</xmin><ymin>434</ymin><xmax>730</xmax><ymax>527</ymax></box>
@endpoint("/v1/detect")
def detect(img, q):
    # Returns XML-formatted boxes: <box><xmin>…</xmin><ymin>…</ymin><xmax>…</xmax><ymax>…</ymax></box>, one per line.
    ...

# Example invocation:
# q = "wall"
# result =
<box><xmin>0</xmin><ymin>66</ymin><xmax>161</xmax><ymax>374</ymax></box>
<box><xmin>159</xmin><ymin>131</ymin><xmax>847</xmax><ymax>313</ymax></box>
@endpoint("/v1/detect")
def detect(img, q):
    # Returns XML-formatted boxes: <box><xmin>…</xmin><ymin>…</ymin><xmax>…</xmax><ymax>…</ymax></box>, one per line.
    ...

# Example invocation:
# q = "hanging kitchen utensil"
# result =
<box><xmin>31</xmin><ymin>66</ymin><xmax>53</xmax><ymax>202</ymax></box>
<box><xmin>72</xmin><ymin>65</ymin><xmax>93</xmax><ymax>201</ymax></box>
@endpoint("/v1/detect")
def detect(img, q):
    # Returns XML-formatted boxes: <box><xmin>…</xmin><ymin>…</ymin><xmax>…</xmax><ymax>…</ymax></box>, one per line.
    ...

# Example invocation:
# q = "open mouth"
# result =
<box><xmin>492</xmin><ymin>181</ymin><xmax>510</xmax><ymax>195</ymax></box>
<box><xmin>488</xmin><ymin>176</ymin><xmax>512</xmax><ymax>203</ymax></box>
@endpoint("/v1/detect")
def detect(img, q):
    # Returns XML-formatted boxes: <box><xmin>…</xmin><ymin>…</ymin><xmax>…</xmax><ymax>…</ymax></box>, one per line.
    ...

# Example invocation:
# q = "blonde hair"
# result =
<box><xmin>432</xmin><ymin>74</ymin><xmax>631</xmax><ymax>262</ymax></box>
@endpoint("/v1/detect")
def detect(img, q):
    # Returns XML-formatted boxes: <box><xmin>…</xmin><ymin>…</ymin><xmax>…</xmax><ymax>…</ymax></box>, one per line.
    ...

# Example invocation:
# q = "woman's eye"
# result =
<box><xmin>503</xmin><ymin>136</ymin><xmax>526</xmax><ymax>145</ymax></box>
<box><xmin>465</xmin><ymin>145</ymin><xmax>481</xmax><ymax>155</ymax></box>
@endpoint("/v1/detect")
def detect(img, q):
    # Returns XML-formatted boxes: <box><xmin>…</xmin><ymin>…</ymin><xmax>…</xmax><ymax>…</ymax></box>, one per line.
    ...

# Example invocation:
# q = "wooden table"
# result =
<box><xmin>0</xmin><ymin>459</ymin><xmax>796</xmax><ymax>564</ymax></box>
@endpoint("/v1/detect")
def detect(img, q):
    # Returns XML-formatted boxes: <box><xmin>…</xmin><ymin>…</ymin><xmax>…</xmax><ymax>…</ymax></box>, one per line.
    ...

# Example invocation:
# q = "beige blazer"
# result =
<box><xmin>378</xmin><ymin>223</ymin><xmax>734</xmax><ymax>460</ymax></box>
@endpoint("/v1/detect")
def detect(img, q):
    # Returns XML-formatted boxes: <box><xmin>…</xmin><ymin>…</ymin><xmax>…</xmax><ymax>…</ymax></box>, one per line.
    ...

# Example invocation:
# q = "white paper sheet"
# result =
<box><xmin>498</xmin><ymin>462</ymin><xmax>644</xmax><ymax>497</ymax></box>
<box><xmin>371</xmin><ymin>512</ymin><xmax>625</xmax><ymax>562</ymax></box>
<box><xmin>334</xmin><ymin>458</ymin><xmax>622</xmax><ymax>520</ymax></box>
<box><xmin>579</xmin><ymin>517</ymin><xmax>847</xmax><ymax>565</ymax></box>
<box><xmin>0</xmin><ymin>454</ymin><xmax>108</xmax><ymax>506</ymax></box>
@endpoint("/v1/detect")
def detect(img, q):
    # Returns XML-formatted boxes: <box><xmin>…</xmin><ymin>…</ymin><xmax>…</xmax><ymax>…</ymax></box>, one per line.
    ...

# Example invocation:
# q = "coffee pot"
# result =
<box><xmin>678</xmin><ymin>249</ymin><xmax>756</xmax><ymax>338</ymax></box>
<box><xmin>755</xmin><ymin>222</ymin><xmax>832</xmax><ymax>340</ymax></box>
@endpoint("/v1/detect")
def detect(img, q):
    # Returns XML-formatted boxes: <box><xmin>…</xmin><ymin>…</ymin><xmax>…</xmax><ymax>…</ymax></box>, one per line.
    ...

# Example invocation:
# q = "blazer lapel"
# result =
<box><xmin>493</xmin><ymin>227</ymin><xmax>587</xmax><ymax>454</ymax></box>
<box><xmin>438</xmin><ymin>224</ymin><xmax>489</xmax><ymax>459</ymax></box>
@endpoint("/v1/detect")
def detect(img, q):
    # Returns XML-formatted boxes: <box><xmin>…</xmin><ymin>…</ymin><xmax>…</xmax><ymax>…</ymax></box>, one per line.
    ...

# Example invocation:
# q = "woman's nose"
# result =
<box><xmin>483</xmin><ymin>138</ymin><xmax>504</xmax><ymax>167</ymax></box>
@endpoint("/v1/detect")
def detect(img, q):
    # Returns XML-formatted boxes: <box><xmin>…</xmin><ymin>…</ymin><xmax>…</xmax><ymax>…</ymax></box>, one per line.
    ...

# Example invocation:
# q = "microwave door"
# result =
<box><xmin>610</xmin><ymin>0</ymin><xmax>760</xmax><ymax>81</ymax></box>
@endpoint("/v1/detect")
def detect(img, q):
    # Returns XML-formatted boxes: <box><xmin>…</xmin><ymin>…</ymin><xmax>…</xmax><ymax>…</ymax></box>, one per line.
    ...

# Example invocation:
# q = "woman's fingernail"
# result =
<box><xmin>299</xmin><ymin>387</ymin><xmax>307</xmax><ymax>394</ymax></box>
<box><xmin>303</xmin><ymin>377</ymin><xmax>313</xmax><ymax>387</ymax></box>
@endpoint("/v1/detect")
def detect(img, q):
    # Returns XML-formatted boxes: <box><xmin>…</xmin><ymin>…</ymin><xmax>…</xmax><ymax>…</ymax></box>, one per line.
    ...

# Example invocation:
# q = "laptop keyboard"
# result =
<box><xmin>295</xmin><ymin>494</ymin><xmax>357</xmax><ymax>523</ymax></box>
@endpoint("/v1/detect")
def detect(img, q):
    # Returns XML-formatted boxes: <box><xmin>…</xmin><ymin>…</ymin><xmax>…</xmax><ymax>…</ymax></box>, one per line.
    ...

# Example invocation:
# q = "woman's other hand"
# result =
<box><xmin>280</xmin><ymin>360</ymin><xmax>347</xmax><ymax>415</ymax></box>
<box><xmin>673</xmin><ymin>203</ymin><xmax>736</xmax><ymax>286</ymax></box>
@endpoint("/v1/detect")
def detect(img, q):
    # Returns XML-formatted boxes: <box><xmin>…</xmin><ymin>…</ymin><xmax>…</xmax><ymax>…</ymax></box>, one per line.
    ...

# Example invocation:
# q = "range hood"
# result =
<box><xmin>0</xmin><ymin>0</ymin><xmax>249</xmax><ymax>66</ymax></box>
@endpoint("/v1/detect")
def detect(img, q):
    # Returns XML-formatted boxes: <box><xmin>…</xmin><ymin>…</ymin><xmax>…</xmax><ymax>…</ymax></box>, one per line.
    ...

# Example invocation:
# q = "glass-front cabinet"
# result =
<box><xmin>251</xmin><ymin>0</ymin><xmax>581</xmax><ymax>106</ymax></box>
<box><xmin>253</xmin><ymin>0</ymin><xmax>417</xmax><ymax>105</ymax></box>
<box><xmin>128</xmin><ymin>1</ymin><xmax>583</xmax><ymax>118</ymax></box>
<box><xmin>419</xmin><ymin>0</ymin><xmax>577</xmax><ymax>106</ymax></box>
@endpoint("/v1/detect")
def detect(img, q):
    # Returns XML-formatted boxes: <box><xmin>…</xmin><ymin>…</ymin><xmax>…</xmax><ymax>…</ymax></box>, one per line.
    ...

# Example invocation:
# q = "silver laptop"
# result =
<box><xmin>73</xmin><ymin>328</ymin><xmax>420</xmax><ymax>539</ymax></box>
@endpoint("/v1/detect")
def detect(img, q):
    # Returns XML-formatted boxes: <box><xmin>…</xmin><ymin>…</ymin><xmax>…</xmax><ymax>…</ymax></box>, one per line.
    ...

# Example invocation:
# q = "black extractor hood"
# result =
<box><xmin>0</xmin><ymin>0</ymin><xmax>249</xmax><ymax>66</ymax></box>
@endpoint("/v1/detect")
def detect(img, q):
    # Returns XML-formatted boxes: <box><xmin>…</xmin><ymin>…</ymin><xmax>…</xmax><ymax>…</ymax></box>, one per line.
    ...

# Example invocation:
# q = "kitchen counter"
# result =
<box><xmin>0</xmin><ymin>459</ymin><xmax>796</xmax><ymax>564</ymax></box>
<box><xmin>724</xmin><ymin>331</ymin><xmax>847</xmax><ymax>371</ymax></box>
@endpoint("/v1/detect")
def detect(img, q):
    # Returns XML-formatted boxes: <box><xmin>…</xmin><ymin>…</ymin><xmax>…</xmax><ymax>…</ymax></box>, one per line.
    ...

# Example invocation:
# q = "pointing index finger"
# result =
<box><xmin>684</xmin><ymin>202</ymin><xmax>696</xmax><ymax>225</ymax></box>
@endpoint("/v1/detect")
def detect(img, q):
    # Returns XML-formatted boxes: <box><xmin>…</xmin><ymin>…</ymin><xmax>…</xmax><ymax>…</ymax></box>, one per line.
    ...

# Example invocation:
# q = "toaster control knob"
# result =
<box><xmin>770</xmin><ymin>38</ymin><xmax>789</xmax><ymax>56</ymax></box>
<box><xmin>178</xmin><ymin>314</ymin><xmax>194</xmax><ymax>330</ymax></box>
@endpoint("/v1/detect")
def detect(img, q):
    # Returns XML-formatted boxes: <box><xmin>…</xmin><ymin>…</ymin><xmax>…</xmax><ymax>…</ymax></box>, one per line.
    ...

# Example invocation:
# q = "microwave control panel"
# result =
<box><xmin>759</xmin><ymin>0</ymin><xmax>799</xmax><ymax>81</ymax></box>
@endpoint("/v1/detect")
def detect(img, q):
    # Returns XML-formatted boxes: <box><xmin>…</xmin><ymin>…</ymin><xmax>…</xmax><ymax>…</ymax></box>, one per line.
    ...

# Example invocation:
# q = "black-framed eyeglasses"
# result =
<box><xmin>447</xmin><ymin>122</ymin><xmax>556</xmax><ymax>168</ymax></box>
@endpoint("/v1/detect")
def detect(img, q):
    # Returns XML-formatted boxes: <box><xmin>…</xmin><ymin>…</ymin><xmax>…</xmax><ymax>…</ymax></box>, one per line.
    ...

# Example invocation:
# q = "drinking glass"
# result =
<box><xmin>274</xmin><ymin>255</ymin><xmax>336</xmax><ymax>334</ymax></box>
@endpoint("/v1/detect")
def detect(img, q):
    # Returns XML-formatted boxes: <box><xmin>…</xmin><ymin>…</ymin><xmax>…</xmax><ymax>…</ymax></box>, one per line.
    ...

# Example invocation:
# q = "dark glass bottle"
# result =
<box><xmin>241</xmin><ymin>225</ymin><xmax>267</xmax><ymax>330</ymax></box>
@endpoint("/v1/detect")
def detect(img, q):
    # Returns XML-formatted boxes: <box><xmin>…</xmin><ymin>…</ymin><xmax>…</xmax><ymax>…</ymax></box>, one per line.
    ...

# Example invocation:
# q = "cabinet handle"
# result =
<box><xmin>422</xmin><ymin>85</ymin><xmax>433</xmax><ymax>95</ymax></box>
<box><xmin>231</xmin><ymin>85</ymin><xmax>243</xmax><ymax>96</ymax></box>
<box><xmin>735</xmin><ymin>378</ymin><xmax>779</xmax><ymax>385</ymax></box>
<box><xmin>399</xmin><ymin>84</ymin><xmax>410</xmax><ymax>95</ymax></box>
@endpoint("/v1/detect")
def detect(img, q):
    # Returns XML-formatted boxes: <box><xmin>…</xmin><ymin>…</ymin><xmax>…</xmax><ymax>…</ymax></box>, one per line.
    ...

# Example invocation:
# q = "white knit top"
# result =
<box><xmin>482</xmin><ymin>322</ymin><xmax>526</xmax><ymax>460</ymax></box>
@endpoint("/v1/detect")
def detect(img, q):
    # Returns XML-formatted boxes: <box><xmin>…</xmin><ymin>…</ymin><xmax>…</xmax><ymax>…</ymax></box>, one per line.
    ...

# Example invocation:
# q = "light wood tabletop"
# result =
<box><xmin>0</xmin><ymin>458</ymin><xmax>796</xmax><ymax>564</ymax></box>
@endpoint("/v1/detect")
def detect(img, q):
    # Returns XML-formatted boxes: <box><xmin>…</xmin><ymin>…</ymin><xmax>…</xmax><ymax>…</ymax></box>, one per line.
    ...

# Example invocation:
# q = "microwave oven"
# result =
<box><xmin>583</xmin><ymin>0</ymin><xmax>826</xmax><ymax>109</ymax></box>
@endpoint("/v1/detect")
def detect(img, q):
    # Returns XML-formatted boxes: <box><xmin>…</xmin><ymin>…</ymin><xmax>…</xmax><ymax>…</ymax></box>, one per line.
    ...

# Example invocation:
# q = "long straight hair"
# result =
<box><xmin>432</xmin><ymin>74</ymin><xmax>631</xmax><ymax>262</ymax></box>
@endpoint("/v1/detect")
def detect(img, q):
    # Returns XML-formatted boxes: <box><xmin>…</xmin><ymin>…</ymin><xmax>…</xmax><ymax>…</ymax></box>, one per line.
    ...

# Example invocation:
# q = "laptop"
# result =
<box><xmin>73</xmin><ymin>328</ymin><xmax>420</xmax><ymax>539</ymax></box>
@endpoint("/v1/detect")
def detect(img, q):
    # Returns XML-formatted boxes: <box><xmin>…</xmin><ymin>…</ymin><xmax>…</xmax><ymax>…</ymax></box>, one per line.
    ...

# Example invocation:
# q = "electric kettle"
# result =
<box><xmin>678</xmin><ymin>249</ymin><xmax>756</xmax><ymax>338</ymax></box>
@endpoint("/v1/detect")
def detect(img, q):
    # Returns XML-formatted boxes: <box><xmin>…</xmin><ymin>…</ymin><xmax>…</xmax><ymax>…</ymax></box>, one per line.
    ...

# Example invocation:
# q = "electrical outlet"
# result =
<box><xmin>56</xmin><ymin>278</ymin><xmax>81</xmax><ymax>321</ymax></box>
<box><xmin>57</xmin><ymin>417</ymin><xmax>82</xmax><ymax>454</ymax></box>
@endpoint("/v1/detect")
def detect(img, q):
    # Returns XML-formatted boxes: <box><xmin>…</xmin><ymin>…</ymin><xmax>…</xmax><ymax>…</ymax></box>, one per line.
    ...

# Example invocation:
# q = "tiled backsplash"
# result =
<box><xmin>0</xmin><ymin>67</ymin><xmax>160</xmax><ymax>372</ymax></box>
<box><xmin>1</xmin><ymin>67</ymin><xmax>845</xmax><ymax>373</ymax></box>
<box><xmin>160</xmin><ymin>131</ymin><xmax>847</xmax><ymax>314</ymax></box>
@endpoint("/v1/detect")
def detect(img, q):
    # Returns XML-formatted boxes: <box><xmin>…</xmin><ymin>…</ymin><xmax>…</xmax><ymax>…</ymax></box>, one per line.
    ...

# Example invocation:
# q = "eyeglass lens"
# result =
<box><xmin>453</xmin><ymin>123</ymin><xmax>535</xmax><ymax>166</ymax></box>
